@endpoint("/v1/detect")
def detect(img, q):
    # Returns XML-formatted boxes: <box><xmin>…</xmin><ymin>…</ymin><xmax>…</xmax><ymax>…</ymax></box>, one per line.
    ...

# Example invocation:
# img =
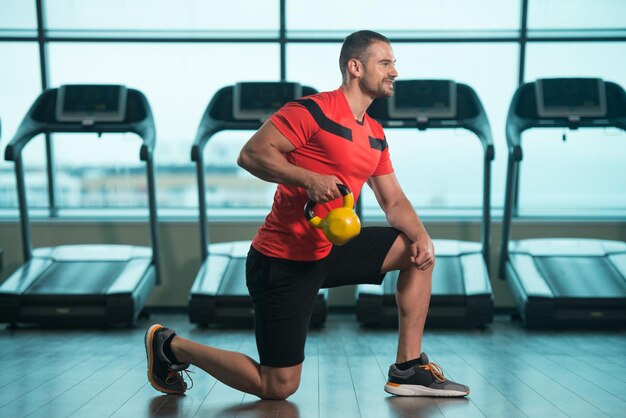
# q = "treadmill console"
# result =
<box><xmin>56</xmin><ymin>84</ymin><xmax>128</xmax><ymax>123</ymax></box>
<box><xmin>233</xmin><ymin>81</ymin><xmax>302</xmax><ymax>121</ymax></box>
<box><xmin>388</xmin><ymin>79</ymin><xmax>457</xmax><ymax>119</ymax></box>
<box><xmin>535</xmin><ymin>78</ymin><xmax>607</xmax><ymax>118</ymax></box>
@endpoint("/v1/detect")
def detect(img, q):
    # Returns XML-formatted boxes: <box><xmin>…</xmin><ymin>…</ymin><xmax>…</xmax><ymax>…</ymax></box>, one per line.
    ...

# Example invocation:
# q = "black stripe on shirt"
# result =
<box><xmin>368</xmin><ymin>136</ymin><xmax>388</xmax><ymax>151</ymax></box>
<box><xmin>295</xmin><ymin>99</ymin><xmax>353</xmax><ymax>142</ymax></box>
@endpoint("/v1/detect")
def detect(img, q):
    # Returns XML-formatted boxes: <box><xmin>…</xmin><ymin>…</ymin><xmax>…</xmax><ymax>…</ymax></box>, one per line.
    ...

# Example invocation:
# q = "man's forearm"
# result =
<box><xmin>385</xmin><ymin>200</ymin><xmax>429</xmax><ymax>243</ymax></box>
<box><xmin>238</xmin><ymin>141</ymin><xmax>342</xmax><ymax>204</ymax></box>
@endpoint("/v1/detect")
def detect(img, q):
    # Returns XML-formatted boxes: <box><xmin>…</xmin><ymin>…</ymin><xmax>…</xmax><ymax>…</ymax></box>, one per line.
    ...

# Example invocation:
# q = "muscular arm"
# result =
<box><xmin>237</xmin><ymin>121</ymin><xmax>340</xmax><ymax>203</ymax></box>
<box><xmin>367</xmin><ymin>173</ymin><xmax>434</xmax><ymax>269</ymax></box>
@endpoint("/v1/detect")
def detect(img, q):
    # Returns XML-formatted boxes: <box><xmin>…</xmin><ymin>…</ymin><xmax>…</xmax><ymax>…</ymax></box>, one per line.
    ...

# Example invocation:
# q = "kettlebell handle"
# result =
<box><xmin>304</xmin><ymin>184</ymin><xmax>353</xmax><ymax>223</ymax></box>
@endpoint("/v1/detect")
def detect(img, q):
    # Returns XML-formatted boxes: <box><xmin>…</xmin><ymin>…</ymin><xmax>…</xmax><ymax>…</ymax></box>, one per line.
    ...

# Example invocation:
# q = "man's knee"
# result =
<box><xmin>383</xmin><ymin>233</ymin><xmax>430</xmax><ymax>272</ymax></box>
<box><xmin>261</xmin><ymin>366</ymin><xmax>301</xmax><ymax>400</ymax></box>
<box><xmin>262</xmin><ymin>378</ymin><xmax>300</xmax><ymax>400</ymax></box>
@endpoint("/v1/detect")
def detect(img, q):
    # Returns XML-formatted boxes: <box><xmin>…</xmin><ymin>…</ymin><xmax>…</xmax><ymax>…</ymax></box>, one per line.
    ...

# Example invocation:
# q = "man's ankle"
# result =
<box><xmin>169</xmin><ymin>335</ymin><xmax>187</xmax><ymax>364</ymax></box>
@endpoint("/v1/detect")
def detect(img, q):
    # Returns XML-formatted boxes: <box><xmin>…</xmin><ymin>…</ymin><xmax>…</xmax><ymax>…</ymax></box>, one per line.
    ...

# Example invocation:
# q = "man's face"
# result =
<box><xmin>358</xmin><ymin>41</ymin><xmax>398</xmax><ymax>99</ymax></box>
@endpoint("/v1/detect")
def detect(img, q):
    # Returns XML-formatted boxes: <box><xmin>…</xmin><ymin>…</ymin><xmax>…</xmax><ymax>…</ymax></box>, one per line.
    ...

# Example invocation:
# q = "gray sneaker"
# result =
<box><xmin>385</xmin><ymin>353</ymin><xmax>469</xmax><ymax>397</ymax></box>
<box><xmin>145</xmin><ymin>324</ymin><xmax>192</xmax><ymax>394</ymax></box>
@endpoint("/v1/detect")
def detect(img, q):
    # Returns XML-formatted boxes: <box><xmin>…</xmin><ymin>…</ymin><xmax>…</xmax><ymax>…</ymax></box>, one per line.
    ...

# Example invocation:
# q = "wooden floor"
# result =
<box><xmin>1</xmin><ymin>313</ymin><xmax>625</xmax><ymax>418</ymax></box>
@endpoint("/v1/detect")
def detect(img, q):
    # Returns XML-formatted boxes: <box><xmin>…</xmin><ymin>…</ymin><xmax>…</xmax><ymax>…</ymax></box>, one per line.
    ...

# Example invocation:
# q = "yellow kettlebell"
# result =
<box><xmin>304</xmin><ymin>184</ymin><xmax>361</xmax><ymax>245</ymax></box>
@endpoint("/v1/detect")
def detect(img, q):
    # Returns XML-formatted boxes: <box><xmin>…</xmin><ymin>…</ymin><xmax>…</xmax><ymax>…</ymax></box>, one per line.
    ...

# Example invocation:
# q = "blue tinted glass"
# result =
<box><xmin>46</xmin><ymin>0</ymin><xmax>278</xmax><ymax>36</ymax></box>
<box><xmin>518</xmin><ymin>128</ymin><xmax>626</xmax><ymax>215</ymax></box>
<box><xmin>203</xmin><ymin>132</ymin><xmax>276</xmax><ymax>210</ymax></box>
<box><xmin>528</xmin><ymin>0</ymin><xmax>626</xmax><ymax>30</ymax></box>
<box><xmin>287</xmin><ymin>0</ymin><xmax>520</xmax><ymax>38</ymax></box>
<box><xmin>526</xmin><ymin>43</ymin><xmax>626</xmax><ymax>83</ymax></box>
<box><xmin>0</xmin><ymin>42</ymin><xmax>41</xmax><ymax>210</ymax></box>
<box><xmin>0</xmin><ymin>0</ymin><xmax>37</xmax><ymax>31</ymax></box>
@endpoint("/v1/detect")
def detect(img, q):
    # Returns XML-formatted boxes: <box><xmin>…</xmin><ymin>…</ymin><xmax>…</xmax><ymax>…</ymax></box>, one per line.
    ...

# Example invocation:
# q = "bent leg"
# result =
<box><xmin>171</xmin><ymin>246</ymin><xmax>322</xmax><ymax>400</ymax></box>
<box><xmin>381</xmin><ymin>233</ymin><xmax>433</xmax><ymax>363</ymax></box>
<box><xmin>172</xmin><ymin>337</ymin><xmax>301</xmax><ymax>400</ymax></box>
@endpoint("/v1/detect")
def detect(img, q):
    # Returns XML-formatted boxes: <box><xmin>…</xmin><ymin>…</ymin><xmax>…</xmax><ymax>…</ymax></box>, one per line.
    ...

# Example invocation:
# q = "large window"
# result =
<box><xmin>0</xmin><ymin>0</ymin><xmax>624</xmax><ymax>219</ymax></box>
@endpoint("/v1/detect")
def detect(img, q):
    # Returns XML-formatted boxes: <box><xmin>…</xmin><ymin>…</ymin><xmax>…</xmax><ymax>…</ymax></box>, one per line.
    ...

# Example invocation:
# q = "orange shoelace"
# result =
<box><xmin>419</xmin><ymin>362</ymin><xmax>446</xmax><ymax>383</ymax></box>
<box><xmin>166</xmin><ymin>369</ymin><xmax>195</xmax><ymax>390</ymax></box>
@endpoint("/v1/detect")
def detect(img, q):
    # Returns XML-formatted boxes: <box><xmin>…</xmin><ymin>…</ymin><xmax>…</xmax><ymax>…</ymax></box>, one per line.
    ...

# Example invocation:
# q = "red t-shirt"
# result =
<box><xmin>251</xmin><ymin>88</ymin><xmax>394</xmax><ymax>261</ymax></box>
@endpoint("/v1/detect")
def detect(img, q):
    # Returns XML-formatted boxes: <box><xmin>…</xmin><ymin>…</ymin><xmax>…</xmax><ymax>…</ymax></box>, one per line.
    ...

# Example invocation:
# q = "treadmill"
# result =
<box><xmin>188</xmin><ymin>81</ymin><xmax>328</xmax><ymax>327</ymax></box>
<box><xmin>499</xmin><ymin>77</ymin><xmax>626</xmax><ymax>328</ymax></box>
<box><xmin>0</xmin><ymin>85</ymin><xmax>160</xmax><ymax>326</ymax></box>
<box><xmin>356</xmin><ymin>80</ymin><xmax>495</xmax><ymax>327</ymax></box>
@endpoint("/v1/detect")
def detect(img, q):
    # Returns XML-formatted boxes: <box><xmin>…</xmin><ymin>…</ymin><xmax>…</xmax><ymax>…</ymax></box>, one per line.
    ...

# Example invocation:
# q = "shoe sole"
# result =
<box><xmin>385</xmin><ymin>382</ymin><xmax>469</xmax><ymax>397</ymax></box>
<box><xmin>145</xmin><ymin>324</ymin><xmax>185</xmax><ymax>395</ymax></box>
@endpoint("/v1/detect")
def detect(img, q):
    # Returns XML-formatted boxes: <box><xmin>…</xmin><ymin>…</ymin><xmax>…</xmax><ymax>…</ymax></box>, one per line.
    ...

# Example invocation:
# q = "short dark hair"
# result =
<box><xmin>339</xmin><ymin>30</ymin><xmax>390</xmax><ymax>79</ymax></box>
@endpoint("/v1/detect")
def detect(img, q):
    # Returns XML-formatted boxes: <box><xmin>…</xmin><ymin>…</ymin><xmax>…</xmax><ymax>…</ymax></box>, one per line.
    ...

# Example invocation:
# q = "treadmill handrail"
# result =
<box><xmin>5</xmin><ymin>88</ymin><xmax>156</xmax><ymax>162</ymax></box>
<box><xmin>3</xmin><ymin>87</ymin><xmax>161</xmax><ymax>284</ymax></box>
<box><xmin>503</xmin><ymin>81</ymin><xmax>626</xmax><ymax>163</ymax></box>
<box><xmin>498</xmin><ymin>80</ymin><xmax>626</xmax><ymax>279</ymax></box>
<box><xmin>367</xmin><ymin>82</ymin><xmax>495</xmax><ymax>271</ymax></box>
<box><xmin>191</xmin><ymin>84</ymin><xmax>317</xmax><ymax>261</ymax></box>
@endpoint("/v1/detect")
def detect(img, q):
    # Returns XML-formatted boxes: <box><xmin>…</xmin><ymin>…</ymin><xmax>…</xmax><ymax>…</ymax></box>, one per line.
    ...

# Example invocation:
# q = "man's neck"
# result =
<box><xmin>340</xmin><ymin>83</ymin><xmax>374</xmax><ymax>122</ymax></box>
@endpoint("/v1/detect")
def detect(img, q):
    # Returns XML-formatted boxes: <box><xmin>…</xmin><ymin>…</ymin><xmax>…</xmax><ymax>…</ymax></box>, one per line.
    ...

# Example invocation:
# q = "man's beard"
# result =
<box><xmin>359</xmin><ymin>75</ymin><xmax>394</xmax><ymax>99</ymax></box>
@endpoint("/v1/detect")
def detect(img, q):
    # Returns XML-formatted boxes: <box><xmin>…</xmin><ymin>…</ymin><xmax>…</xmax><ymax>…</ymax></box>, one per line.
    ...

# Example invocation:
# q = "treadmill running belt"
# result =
<box><xmin>217</xmin><ymin>259</ymin><xmax>249</xmax><ymax>296</ymax></box>
<box><xmin>432</xmin><ymin>257</ymin><xmax>465</xmax><ymax>295</ymax></box>
<box><xmin>26</xmin><ymin>261</ymin><xmax>125</xmax><ymax>294</ymax></box>
<box><xmin>382</xmin><ymin>256</ymin><xmax>465</xmax><ymax>295</ymax></box>
<box><xmin>534</xmin><ymin>256</ymin><xmax>626</xmax><ymax>298</ymax></box>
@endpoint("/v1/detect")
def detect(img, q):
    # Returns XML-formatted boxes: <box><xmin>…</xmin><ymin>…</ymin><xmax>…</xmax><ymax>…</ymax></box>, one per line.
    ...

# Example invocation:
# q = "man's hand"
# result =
<box><xmin>410</xmin><ymin>235</ymin><xmax>435</xmax><ymax>271</ymax></box>
<box><xmin>306</xmin><ymin>174</ymin><xmax>342</xmax><ymax>203</ymax></box>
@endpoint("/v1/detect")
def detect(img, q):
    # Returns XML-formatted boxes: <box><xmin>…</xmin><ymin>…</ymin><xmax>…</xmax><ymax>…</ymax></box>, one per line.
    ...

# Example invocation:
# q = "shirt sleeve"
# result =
<box><xmin>269</xmin><ymin>100</ymin><xmax>320</xmax><ymax>149</ymax></box>
<box><xmin>372</xmin><ymin>141</ymin><xmax>394</xmax><ymax>176</ymax></box>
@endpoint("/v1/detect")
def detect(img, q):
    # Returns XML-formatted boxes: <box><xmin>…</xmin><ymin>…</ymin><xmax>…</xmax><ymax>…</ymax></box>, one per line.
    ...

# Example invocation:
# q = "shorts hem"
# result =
<box><xmin>259</xmin><ymin>356</ymin><xmax>305</xmax><ymax>368</ymax></box>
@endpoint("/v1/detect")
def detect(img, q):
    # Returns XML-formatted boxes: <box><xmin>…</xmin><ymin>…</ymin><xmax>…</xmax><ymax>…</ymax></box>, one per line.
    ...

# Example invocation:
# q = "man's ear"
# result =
<box><xmin>347</xmin><ymin>58</ymin><xmax>362</xmax><ymax>77</ymax></box>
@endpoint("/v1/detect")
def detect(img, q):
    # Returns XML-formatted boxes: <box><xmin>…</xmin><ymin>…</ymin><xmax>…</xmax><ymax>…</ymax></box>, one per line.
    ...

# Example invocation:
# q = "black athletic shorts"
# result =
<box><xmin>245</xmin><ymin>226</ymin><xmax>401</xmax><ymax>368</ymax></box>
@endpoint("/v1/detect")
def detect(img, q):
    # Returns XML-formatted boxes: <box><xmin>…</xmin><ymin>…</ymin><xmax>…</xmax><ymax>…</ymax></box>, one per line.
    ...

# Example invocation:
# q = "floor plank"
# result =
<box><xmin>462</xmin><ymin>353</ymin><xmax>569</xmax><ymax>418</ymax></box>
<box><xmin>516</xmin><ymin>352</ymin><xmax>626</xmax><ymax>417</ymax></box>
<box><xmin>285</xmin><ymin>331</ymin><xmax>319</xmax><ymax>418</ymax></box>
<box><xmin>318</xmin><ymin>318</ymin><xmax>361</xmax><ymax>418</ymax></box>
<box><xmin>70</xmin><ymin>358</ymin><xmax>151</xmax><ymax>418</ymax></box>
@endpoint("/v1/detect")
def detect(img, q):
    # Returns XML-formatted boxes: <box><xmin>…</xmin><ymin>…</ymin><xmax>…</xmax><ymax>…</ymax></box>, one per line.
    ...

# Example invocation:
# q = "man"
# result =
<box><xmin>145</xmin><ymin>30</ymin><xmax>469</xmax><ymax>399</ymax></box>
